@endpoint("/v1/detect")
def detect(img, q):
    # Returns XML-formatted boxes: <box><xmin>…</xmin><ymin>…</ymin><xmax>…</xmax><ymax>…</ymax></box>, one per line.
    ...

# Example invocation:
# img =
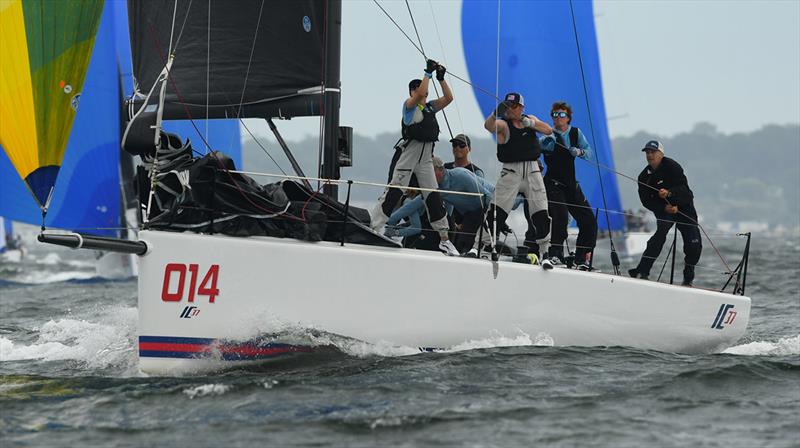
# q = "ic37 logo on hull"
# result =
<box><xmin>711</xmin><ymin>303</ymin><xmax>737</xmax><ymax>330</ymax></box>
<box><xmin>179</xmin><ymin>306</ymin><xmax>200</xmax><ymax>319</ymax></box>
<box><xmin>162</xmin><ymin>264</ymin><xmax>220</xmax><ymax>319</ymax></box>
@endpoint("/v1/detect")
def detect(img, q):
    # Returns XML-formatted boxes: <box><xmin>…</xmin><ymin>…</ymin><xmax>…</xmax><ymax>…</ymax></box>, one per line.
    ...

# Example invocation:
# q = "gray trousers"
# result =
<box><xmin>372</xmin><ymin>139</ymin><xmax>449</xmax><ymax>237</ymax></box>
<box><xmin>492</xmin><ymin>160</ymin><xmax>551</xmax><ymax>250</ymax></box>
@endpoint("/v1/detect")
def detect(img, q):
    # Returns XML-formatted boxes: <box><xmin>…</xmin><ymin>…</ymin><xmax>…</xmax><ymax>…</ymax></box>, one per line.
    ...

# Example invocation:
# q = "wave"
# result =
<box><xmin>0</xmin><ymin>306</ymin><xmax>138</xmax><ymax>374</ymax></box>
<box><xmin>183</xmin><ymin>384</ymin><xmax>232</xmax><ymax>399</ymax></box>
<box><xmin>722</xmin><ymin>335</ymin><xmax>799</xmax><ymax>356</ymax></box>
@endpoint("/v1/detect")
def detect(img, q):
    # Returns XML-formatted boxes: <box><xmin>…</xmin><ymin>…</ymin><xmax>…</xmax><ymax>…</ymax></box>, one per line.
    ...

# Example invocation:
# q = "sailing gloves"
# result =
<box><xmin>570</xmin><ymin>147</ymin><xmax>585</xmax><ymax>158</ymax></box>
<box><xmin>425</xmin><ymin>59</ymin><xmax>438</xmax><ymax>75</ymax></box>
<box><xmin>521</xmin><ymin>115</ymin><xmax>535</xmax><ymax>128</ymax></box>
<box><xmin>494</xmin><ymin>101</ymin><xmax>508</xmax><ymax>119</ymax></box>
<box><xmin>436</xmin><ymin>64</ymin><xmax>447</xmax><ymax>81</ymax></box>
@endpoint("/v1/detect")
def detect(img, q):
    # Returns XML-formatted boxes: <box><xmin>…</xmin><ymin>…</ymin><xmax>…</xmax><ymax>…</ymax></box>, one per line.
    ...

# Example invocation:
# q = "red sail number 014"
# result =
<box><xmin>161</xmin><ymin>263</ymin><xmax>220</xmax><ymax>303</ymax></box>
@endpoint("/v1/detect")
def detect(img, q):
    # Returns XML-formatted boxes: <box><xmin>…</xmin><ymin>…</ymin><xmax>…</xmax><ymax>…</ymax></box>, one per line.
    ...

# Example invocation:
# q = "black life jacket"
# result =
<box><xmin>497</xmin><ymin>119</ymin><xmax>542</xmax><ymax>163</ymax></box>
<box><xmin>543</xmin><ymin>126</ymin><xmax>580</xmax><ymax>186</ymax></box>
<box><xmin>401</xmin><ymin>103</ymin><xmax>440</xmax><ymax>142</ymax></box>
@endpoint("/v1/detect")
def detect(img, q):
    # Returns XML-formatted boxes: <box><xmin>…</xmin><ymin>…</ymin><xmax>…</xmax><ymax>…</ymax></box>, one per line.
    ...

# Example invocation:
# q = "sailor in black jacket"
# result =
<box><xmin>629</xmin><ymin>140</ymin><xmax>702</xmax><ymax>286</ymax></box>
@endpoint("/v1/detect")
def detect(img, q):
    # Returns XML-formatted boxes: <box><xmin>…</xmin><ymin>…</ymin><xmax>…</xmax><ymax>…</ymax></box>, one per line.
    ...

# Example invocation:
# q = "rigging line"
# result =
<box><xmin>428</xmin><ymin>0</ymin><xmax>464</xmax><ymax>133</ymax></box>
<box><xmin>235</xmin><ymin>0</ymin><xmax>266</xmax><ymax>119</ymax></box>
<box><xmin>404</xmin><ymin>0</ymin><xmax>453</xmax><ymax>139</ymax></box>
<box><xmin>424</xmin><ymin>0</ymin><xmax>483</xmax><ymax>211</ymax></box>
<box><xmin>145</xmin><ymin>22</ymin><xmax>306</xmax><ymax>222</ymax></box>
<box><xmin>316</xmin><ymin>0</ymin><xmax>330</xmax><ymax>189</ymax></box>
<box><xmin>568</xmin><ymin>0</ymin><xmax>618</xmax><ymax>270</ymax></box>
<box><xmin>167</xmin><ymin>0</ymin><xmax>178</xmax><ymax>56</ymax></box>
<box><xmin>491</xmin><ymin>0</ymin><xmax>501</xmax><ymax>253</ymax></box>
<box><xmin>372</xmin><ymin>0</ymin><xmax>500</xmax><ymax>103</ymax></box>
<box><xmin>171</xmin><ymin>0</ymin><xmax>194</xmax><ymax>55</ymax></box>
<box><xmin>568</xmin><ymin>3</ymin><xmax>729</xmax><ymax>273</ymax></box>
<box><xmin>551</xmin><ymin>139</ymin><xmax>734</xmax><ymax>272</ymax></box>
<box><xmin>238</xmin><ymin>119</ymin><xmax>287</xmax><ymax>175</ymax></box>
<box><xmin>205</xmin><ymin>0</ymin><xmax>210</xmax><ymax>148</ymax></box>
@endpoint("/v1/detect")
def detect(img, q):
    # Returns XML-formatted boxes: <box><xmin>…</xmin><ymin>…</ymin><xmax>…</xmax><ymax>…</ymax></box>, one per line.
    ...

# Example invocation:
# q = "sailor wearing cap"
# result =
<box><xmin>483</xmin><ymin>92</ymin><xmax>555</xmax><ymax>266</ymax></box>
<box><xmin>371</xmin><ymin>58</ymin><xmax>460</xmax><ymax>256</ymax></box>
<box><xmin>445</xmin><ymin>134</ymin><xmax>484</xmax><ymax>178</ymax></box>
<box><xmin>629</xmin><ymin>140</ymin><xmax>702</xmax><ymax>286</ymax></box>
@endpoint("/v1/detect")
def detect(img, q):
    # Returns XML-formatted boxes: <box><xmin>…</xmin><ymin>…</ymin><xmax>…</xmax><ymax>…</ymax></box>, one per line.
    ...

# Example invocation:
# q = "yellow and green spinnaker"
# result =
<box><xmin>0</xmin><ymin>0</ymin><xmax>104</xmax><ymax>208</ymax></box>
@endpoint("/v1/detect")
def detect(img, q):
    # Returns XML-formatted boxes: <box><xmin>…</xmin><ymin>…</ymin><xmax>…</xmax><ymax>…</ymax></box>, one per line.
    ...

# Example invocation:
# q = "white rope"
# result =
<box><xmin>227</xmin><ymin>170</ymin><xmax>486</xmax><ymax>198</ymax></box>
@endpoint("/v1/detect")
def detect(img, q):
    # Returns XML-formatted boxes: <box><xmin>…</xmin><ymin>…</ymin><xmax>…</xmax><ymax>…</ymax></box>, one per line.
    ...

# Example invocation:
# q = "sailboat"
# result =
<box><xmin>32</xmin><ymin>0</ymin><xmax>751</xmax><ymax>375</ymax></box>
<box><xmin>0</xmin><ymin>0</ymin><xmax>242</xmax><ymax>279</ymax></box>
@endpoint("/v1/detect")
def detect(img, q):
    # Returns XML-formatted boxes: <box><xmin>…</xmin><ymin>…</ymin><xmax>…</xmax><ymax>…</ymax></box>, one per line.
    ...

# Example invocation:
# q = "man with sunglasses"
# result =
<box><xmin>371</xmin><ymin>58</ymin><xmax>460</xmax><ymax>257</ymax></box>
<box><xmin>483</xmin><ymin>92</ymin><xmax>555</xmax><ymax>266</ymax></box>
<box><xmin>445</xmin><ymin>134</ymin><xmax>484</xmax><ymax>178</ymax></box>
<box><xmin>540</xmin><ymin>101</ymin><xmax>597</xmax><ymax>270</ymax></box>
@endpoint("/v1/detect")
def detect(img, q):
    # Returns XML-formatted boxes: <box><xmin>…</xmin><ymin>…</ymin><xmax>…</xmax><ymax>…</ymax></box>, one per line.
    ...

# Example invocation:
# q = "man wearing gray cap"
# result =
<box><xmin>483</xmin><ymin>92</ymin><xmax>555</xmax><ymax>266</ymax></box>
<box><xmin>445</xmin><ymin>134</ymin><xmax>484</xmax><ymax>178</ymax></box>
<box><xmin>629</xmin><ymin>140</ymin><xmax>702</xmax><ymax>286</ymax></box>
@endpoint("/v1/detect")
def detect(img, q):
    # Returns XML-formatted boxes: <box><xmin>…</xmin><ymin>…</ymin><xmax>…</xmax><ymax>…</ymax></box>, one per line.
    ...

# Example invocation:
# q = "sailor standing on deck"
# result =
<box><xmin>629</xmin><ymin>140</ymin><xmax>702</xmax><ymax>286</ymax></box>
<box><xmin>540</xmin><ymin>101</ymin><xmax>597</xmax><ymax>269</ymax></box>
<box><xmin>483</xmin><ymin>93</ymin><xmax>555</xmax><ymax>266</ymax></box>
<box><xmin>371</xmin><ymin>59</ymin><xmax>459</xmax><ymax>256</ymax></box>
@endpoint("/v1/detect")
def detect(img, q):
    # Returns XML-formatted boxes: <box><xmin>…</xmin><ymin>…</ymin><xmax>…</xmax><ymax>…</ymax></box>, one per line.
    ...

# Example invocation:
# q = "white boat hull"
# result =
<box><xmin>137</xmin><ymin>230</ymin><xmax>750</xmax><ymax>374</ymax></box>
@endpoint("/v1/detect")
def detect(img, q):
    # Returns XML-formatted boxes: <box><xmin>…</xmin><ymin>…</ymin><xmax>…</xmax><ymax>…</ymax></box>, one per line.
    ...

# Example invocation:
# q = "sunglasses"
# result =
<box><xmin>551</xmin><ymin>111</ymin><xmax>568</xmax><ymax>118</ymax></box>
<box><xmin>452</xmin><ymin>142</ymin><xmax>467</xmax><ymax>149</ymax></box>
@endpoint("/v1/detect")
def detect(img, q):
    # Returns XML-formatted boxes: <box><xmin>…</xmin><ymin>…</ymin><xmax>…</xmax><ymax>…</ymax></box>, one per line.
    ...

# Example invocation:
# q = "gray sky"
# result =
<box><xmin>247</xmin><ymin>0</ymin><xmax>800</xmax><ymax>142</ymax></box>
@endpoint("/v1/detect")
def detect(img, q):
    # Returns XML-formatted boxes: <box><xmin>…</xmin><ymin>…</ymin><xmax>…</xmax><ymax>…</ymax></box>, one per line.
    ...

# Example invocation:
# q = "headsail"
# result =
<box><xmin>461</xmin><ymin>0</ymin><xmax>625</xmax><ymax>231</ymax></box>
<box><xmin>127</xmin><ymin>0</ymin><xmax>332</xmax><ymax>120</ymax></box>
<box><xmin>0</xmin><ymin>0</ymin><xmax>105</xmax><ymax>208</ymax></box>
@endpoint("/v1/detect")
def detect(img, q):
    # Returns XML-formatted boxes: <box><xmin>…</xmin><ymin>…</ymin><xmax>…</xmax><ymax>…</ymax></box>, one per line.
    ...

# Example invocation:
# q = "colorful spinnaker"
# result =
<box><xmin>0</xmin><ymin>0</ymin><xmax>104</xmax><ymax>208</ymax></box>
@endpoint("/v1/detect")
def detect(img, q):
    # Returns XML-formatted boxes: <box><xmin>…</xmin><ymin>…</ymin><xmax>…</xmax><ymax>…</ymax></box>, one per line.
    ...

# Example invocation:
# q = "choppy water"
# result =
<box><xmin>1</xmin><ymin>233</ymin><xmax>798</xmax><ymax>447</ymax></box>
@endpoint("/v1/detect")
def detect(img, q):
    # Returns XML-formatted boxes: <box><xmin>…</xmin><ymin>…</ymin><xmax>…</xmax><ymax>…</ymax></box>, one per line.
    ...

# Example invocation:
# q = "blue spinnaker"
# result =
<box><xmin>461</xmin><ymin>0</ymin><xmax>624</xmax><ymax>231</ymax></box>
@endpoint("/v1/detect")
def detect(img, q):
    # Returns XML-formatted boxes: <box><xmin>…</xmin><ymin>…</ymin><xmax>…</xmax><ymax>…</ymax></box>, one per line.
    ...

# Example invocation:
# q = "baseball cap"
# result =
<box><xmin>641</xmin><ymin>140</ymin><xmax>664</xmax><ymax>153</ymax></box>
<box><xmin>449</xmin><ymin>133</ymin><xmax>471</xmax><ymax>147</ymax></box>
<box><xmin>504</xmin><ymin>92</ymin><xmax>524</xmax><ymax>107</ymax></box>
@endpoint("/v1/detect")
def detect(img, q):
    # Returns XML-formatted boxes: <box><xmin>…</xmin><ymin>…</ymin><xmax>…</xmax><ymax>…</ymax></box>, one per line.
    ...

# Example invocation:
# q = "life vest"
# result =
<box><xmin>401</xmin><ymin>103</ymin><xmax>440</xmax><ymax>142</ymax></box>
<box><xmin>497</xmin><ymin>120</ymin><xmax>541</xmax><ymax>163</ymax></box>
<box><xmin>544</xmin><ymin>126</ymin><xmax>580</xmax><ymax>186</ymax></box>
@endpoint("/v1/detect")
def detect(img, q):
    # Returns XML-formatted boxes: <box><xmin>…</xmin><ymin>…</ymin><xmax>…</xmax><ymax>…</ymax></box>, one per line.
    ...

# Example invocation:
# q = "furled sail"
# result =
<box><xmin>127</xmin><ymin>0</ymin><xmax>335</xmax><ymax>120</ymax></box>
<box><xmin>461</xmin><ymin>0</ymin><xmax>625</xmax><ymax>231</ymax></box>
<box><xmin>0</xmin><ymin>0</ymin><xmax>105</xmax><ymax>208</ymax></box>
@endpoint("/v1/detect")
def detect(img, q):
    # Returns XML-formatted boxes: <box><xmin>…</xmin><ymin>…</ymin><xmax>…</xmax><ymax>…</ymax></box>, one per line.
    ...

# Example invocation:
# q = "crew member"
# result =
<box><xmin>371</xmin><ymin>59</ymin><xmax>459</xmax><ymax>256</ymax></box>
<box><xmin>629</xmin><ymin>140</ymin><xmax>702</xmax><ymax>286</ymax></box>
<box><xmin>540</xmin><ymin>101</ymin><xmax>597</xmax><ymax>269</ymax></box>
<box><xmin>445</xmin><ymin>134</ymin><xmax>484</xmax><ymax>177</ymax></box>
<box><xmin>483</xmin><ymin>92</ymin><xmax>555</xmax><ymax>267</ymax></box>
<box><xmin>385</xmin><ymin>157</ymin><xmax>493</xmax><ymax>254</ymax></box>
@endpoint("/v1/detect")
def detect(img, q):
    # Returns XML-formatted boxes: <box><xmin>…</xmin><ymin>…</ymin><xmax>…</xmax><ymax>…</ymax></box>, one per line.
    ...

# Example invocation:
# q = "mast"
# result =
<box><xmin>321</xmin><ymin>0</ymin><xmax>343</xmax><ymax>199</ymax></box>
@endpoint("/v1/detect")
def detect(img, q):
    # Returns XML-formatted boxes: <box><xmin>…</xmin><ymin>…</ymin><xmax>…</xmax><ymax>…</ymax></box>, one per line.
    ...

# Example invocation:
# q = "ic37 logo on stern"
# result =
<box><xmin>711</xmin><ymin>303</ymin><xmax>737</xmax><ymax>330</ymax></box>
